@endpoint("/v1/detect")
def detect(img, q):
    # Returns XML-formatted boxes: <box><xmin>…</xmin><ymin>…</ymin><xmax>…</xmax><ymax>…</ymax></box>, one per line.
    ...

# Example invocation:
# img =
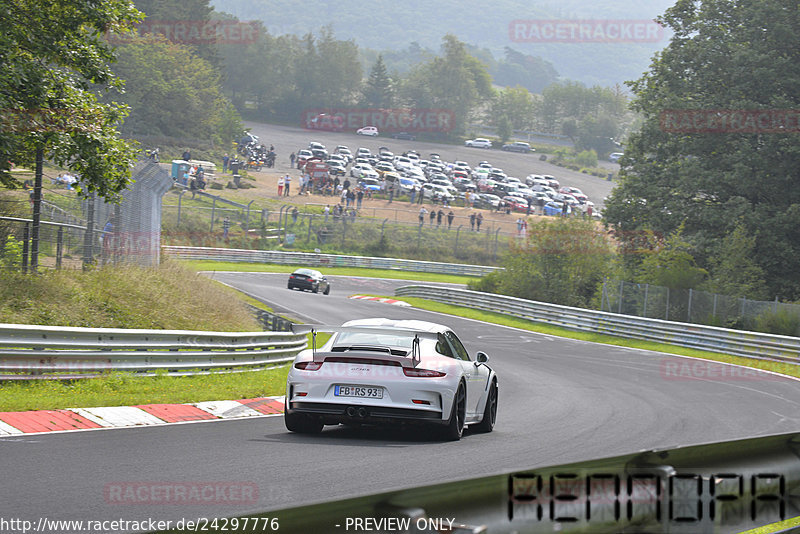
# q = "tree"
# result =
<box><xmin>0</xmin><ymin>0</ymin><xmax>142</xmax><ymax>200</ymax></box>
<box><xmin>360</xmin><ymin>55</ymin><xmax>394</xmax><ymax>108</ymax></box>
<box><xmin>471</xmin><ymin>218</ymin><xmax>613</xmax><ymax>308</ymax></box>
<box><xmin>704</xmin><ymin>223</ymin><xmax>768</xmax><ymax>299</ymax></box>
<box><xmin>397</xmin><ymin>35</ymin><xmax>493</xmax><ymax>137</ymax></box>
<box><xmin>603</xmin><ymin>0</ymin><xmax>800</xmax><ymax>300</ymax></box>
<box><xmin>111</xmin><ymin>34</ymin><xmax>241</xmax><ymax>144</ymax></box>
<box><xmin>497</xmin><ymin>116</ymin><xmax>513</xmax><ymax>144</ymax></box>
<box><xmin>637</xmin><ymin>228</ymin><xmax>707</xmax><ymax>290</ymax></box>
<box><xmin>491</xmin><ymin>85</ymin><xmax>536</xmax><ymax>131</ymax></box>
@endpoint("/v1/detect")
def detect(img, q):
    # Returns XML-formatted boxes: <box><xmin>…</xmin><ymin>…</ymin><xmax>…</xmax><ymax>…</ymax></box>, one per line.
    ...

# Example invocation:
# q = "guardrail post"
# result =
<box><xmin>665</xmin><ymin>287</ymin><xmax>670</xmax><ymax>320</ymax></box>
<box><xmin>454</xmin><ymin>225</ymin><xmax>462</xmax><ymax>255</ymax></box>
<box><xmin>643</xmin><ymin>283</ymin><xmax>649</xmax><ymax>316</ymax></box>
<box><xmin>380</xmin><ymin>218</ymin><xmax>388</xmax><ymax>241</ymax></box>
<box><xmin>688</xmin><ymin>288</ymin><xmax>693</xmax><ymax>322</ymax></box>
<box><xmin>618</xmin><ymin>280</ymin><xmax>624</xmax><ymax>314</ymax></box>
<box><xmin>176</xmin><ymin>190</ymin><xmax>185</xmax><ymax>226</ymax></box>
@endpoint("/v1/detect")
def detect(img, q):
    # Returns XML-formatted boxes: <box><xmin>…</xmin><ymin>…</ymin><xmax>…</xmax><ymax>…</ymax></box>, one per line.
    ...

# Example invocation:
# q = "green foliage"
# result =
<box><xmin>0</xmin><ymin>262</ymin><xmax>260</xmax><ymax>330</ymax></box>
<box><xmin>575</xmin><ymin>149</ymin><xmax>598</xmax><ymax>168</ymax></box>
<box><xmin>703</xmin><ymin>223</ymin><xmax>768</xmax><ymax>299</ymax></box>
<box><xmin>0</xmin><ymin>0</ymin><xmax>142</xmax><ymax>200</ymax></box>
<box><xmin>497</xmin><ymin>116</ymin><xmax>513</xmax><ymax>144</ymax></box>
<box><xmin>604</xmin><ymin>0</ymin><xmax>800</xmax><ymax>299</ymax></box>
<box><xmin>360</xmin><ymin>55</ymin><xmax>394</xmax><ymax>108</ymax></box>
<box><xmin>476</xmin><ymin>218</ymin><xmax>614</xmax><ymax>308</ymax></box>
<box><xmin>1</xmin><ymin>235</ymin><xmax>22</xmax><ymax>269</ymax></box>
<box><xmin>754</xmin><ymin>308</ymin><xmax>800</xmax><ymax>337</ymax></box>
<box><xmin>111</xmin><ymin>34</ymin><xmax>242</xmax><ymax>143</ymax></box>
<box><xmin>397</xmin><ymin>35</ymin><xmax>493</xmax><ymax>137</ymax></box>
<box><xmin>637</xmin><ymin>227</ymin><xmax>707</xmax><ymax>290</ymax></box>
<box><xmin>490</xmin><ymin>86</ymin><xmax>537</xmax><ymax>131</ymax></box>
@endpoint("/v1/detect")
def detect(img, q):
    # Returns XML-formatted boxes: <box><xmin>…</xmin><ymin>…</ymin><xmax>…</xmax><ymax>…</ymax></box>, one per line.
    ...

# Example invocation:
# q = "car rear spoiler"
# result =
<box><xmin>290</xmin><ymin>324</ymin><xmax>441</xmax><ymax>364</ymax></box>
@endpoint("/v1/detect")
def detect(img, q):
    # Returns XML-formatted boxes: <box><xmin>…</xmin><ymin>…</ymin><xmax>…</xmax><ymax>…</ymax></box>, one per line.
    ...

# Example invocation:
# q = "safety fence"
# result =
<box><xmin>163</xmin><ymin>246</ymin><xmax>502</xmax><ymax>277</ymax></box>
<box><xmin>394</xmin><ymin>285</ymin><xmax>800</xmax><ymax>364</ymax></box>
<box><xmin>0</xmin><ymin>323</ymin><xmax>306</xmax><ymax>379</ymax></box>
<box><xmin>601</xmin><ymin>279</ymin><xmax>800</xmax><ymax>333</ymax></box>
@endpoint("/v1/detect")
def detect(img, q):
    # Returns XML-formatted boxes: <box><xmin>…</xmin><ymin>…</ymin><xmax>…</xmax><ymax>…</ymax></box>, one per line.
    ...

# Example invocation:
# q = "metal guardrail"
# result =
<box><xmin>163</xmin><ymin>246</ymin><xmax>501</xmax><ymax>277</ymax></box>
<box><xmin>0</xmin><ymin>323</ymin><xmax>307</xmax><ymax>379</ymax></box>
<box><xmin>250</xmin><ymin>431</ymin><xmax>800</xmax><ymax>533</ymax></box>
<box><xmin>395</xmin><ymin>285</ymin><xmax>800</xmax><ymax>364</ymax></box>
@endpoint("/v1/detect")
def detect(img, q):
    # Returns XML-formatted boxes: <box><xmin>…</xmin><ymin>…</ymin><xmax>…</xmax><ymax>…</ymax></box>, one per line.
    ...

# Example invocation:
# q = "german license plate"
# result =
<box><xmin>334</xmin><ymin>385</ymin><xmax>383</xmax><ymax>398</ymax></box>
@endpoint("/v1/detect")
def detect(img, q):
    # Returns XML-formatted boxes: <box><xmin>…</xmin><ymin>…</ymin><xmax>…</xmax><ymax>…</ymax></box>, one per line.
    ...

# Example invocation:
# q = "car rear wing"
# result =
<box><xmin>290</xmin><ymin>324</ymin><xmax>441</xmax><ymax>364</ymax></box>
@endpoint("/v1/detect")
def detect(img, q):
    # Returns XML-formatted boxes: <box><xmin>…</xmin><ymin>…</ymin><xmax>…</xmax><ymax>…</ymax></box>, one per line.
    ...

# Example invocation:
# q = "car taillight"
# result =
<box><xmin>403</xmin><ymin>368</ymin><xmax>446</xmax><ymax>378</ymax></box>
<box><xmin>294</xmin><ymin>361</ymin><xmax>323</xmax><ymax>371</ymax></box>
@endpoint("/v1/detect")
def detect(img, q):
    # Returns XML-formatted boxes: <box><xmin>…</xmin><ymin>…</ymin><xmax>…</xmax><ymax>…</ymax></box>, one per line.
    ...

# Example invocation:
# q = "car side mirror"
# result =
<box><xmin>476</xmin><ymin>352</ymin><xmax>489</xmax><ymax>363</ymax></box>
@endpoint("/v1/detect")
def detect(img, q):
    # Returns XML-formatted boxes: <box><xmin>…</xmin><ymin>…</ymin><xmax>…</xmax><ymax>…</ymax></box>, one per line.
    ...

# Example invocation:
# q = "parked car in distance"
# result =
<box><xmin>609</xmin><ymin>152</ymin><xmax>624</xmax><ymax>163</ymax></box>
<box><xmin>288</xmin><ymin>268</ymin><xmax>330</xmax><ymax>294</ymax></box>
<box><xmin>465</xmin><ymin>138</ymin><xmax>492</xmax><ymax>148</ymax></box>
<box><xmin>501</xmin><ymin>141</ymin><xmax>533</xmax><ymax>153</ymax></box>
<box><xmin>392</xmin><ymin>132</ymin><xmax>416</xmax><ymax>140</ymax></box>
<box><xmin>543</xmin><ymin>201</ymin><xmax>566</xmax><ymax>216</ymax></box>
<box><xmin>356</xmin><ymin>126</ymin><xmax>379</xmax><ymax>136</ymax></box>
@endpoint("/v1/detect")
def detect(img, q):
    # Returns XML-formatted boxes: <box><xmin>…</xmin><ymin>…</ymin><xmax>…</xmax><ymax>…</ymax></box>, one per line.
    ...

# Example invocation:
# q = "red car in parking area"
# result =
<box><xmin>502</xmin><ymin>196</ymin><xmax>529</xmax><ymax>212</ymax></box>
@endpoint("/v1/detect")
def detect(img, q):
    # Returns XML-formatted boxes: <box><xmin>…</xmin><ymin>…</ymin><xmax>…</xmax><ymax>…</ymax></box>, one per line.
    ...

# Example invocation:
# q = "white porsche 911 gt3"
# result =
<box><xmin>284</xmin><ymin>318</ymin><xmax>498</xmax><ymax>440</ymax></box>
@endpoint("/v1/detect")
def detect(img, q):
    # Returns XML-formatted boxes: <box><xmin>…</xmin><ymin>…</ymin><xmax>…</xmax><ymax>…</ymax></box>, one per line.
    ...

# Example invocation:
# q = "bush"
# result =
<box><xmin>754</xmin><ymin>308</ymin><xmax>800</xmax><ymax>336</ymax></box>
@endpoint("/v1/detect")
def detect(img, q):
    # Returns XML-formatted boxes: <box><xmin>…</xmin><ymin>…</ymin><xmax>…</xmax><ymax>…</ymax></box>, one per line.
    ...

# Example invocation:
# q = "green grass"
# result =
<box><xmin>394</xmin><ymin>296</ymin><xmax>800</xmax><ymax>379</ymax></box>
<box><xmin>185</xmin><ymin>260</ymin><xmax>479</xmax><ymax>285</ymax></box>
<box><xmin>0</xmin><ymin>366</ymin><xmax>290</xmax><ymax>412</ymax></box>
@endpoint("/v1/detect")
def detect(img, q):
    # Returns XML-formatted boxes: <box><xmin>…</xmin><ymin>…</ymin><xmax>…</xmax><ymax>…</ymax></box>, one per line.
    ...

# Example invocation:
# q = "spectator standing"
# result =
<box><xmin>291</xmin><ymin>207</ymin><xmax>299</xmax><ymax>224</ymax></box>
<box><xmin>189</xmin><ymin>177</ymin><xmax>198</xmax><ymax>199</ymax></box>
<box><xmin>418</xmin><ymin>206</ymin><xmax>427</xmax><ymax>226</ymax></box>
<box><xmin>429</xmin><ymin>208</ymin><xmax>436</xmax><ymax>226</ymax></box>
<box><xmin>324</xmin><ymin>205</ymin><xmax>330</xmax><ymax>222</ymax></box>
<box><xmin>356</xmin><ymin>189</ymin><xmax>364</xmax><ymax>209</ymax></box>
<box><xmin>437</xmin><ymin>209</ymin><xmax>444</xmax><ymax>227</ymax></box>
<box><xmin>182</xmin><ymin>149</ymin><xmax>191</xmax><ymax>161</ymax></box>
<box><xmin>410</xmin><ymin>186</ymin><xmax>416</xmax><ymax>204</ymax></box>
<box><xmin>222</xmin><ymin>216</ymin><xmax>231</xmax><ymax>240</ymax></box>
<box><xmin>469</xmin><ymin>213</ymin><xmax>476</xmax><ymax>231</ymax></box>
<box><xmin>222</xmin><ymin>153</ymin><xmax>229</xmax><ymax>174</ymax></box>
<box><xmin>447</xmin><ymin>210</ymin><xmax>454</xmax><ymax>229</ymax></box>
<box><xmin>277</xmin><ymin>175</ymin><xmax>284</xmax><ymax>197</ymax></box>
<box><xmin>284</xmin><ymin>174</ymin><xmax>292</xmax><ymax>196</ymax></box>
<box><xmin>347</xmin><ymin>188</ymin><xmax>356</xmax><ymax>208</ymax></box>
<box><xmin>290</xmin><ymin>152</ymin><xmax>296</xmax><ymax>167</ymax></box>
<box><xmin>476</xmin><ymin>212</ymin><xmax>483</xmax><ymax>232</ymax></box>
<box><xmin>561</xmin><ymin>201</ymin><xmax>568</xmax><ymax>217</ymax></box>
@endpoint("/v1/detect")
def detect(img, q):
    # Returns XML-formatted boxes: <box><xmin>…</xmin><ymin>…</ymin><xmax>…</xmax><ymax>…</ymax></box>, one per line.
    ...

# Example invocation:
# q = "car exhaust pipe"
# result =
<box><xmin>346</xmin><ymin>407</ymin><xmax>357</xmax><ymax>417</ymax></box>
<box><xmin>357</xmin><ymin>407</ymin><xmax>368</xmax><ymax>418</ymax></box>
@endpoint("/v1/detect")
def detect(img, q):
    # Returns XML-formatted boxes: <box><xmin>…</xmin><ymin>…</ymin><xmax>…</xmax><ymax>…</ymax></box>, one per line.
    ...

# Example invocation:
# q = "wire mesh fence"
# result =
<box><xmin>0</xmin><ymin>159</ymin><xmax>172</xmax><ymax>271</ymax></box>
<box><xmin>600</xmin><ymin>279</ymin><xmax>798</xmax><ymax>333</ymax></box>
<box><xmin>161</xmin><ymin>202</ymin><xmax>516</xmax><ymax>265</ymax></box>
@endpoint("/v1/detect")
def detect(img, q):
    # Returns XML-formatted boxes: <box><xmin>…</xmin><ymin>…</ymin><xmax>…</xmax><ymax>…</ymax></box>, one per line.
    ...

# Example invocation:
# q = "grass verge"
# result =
<box><xmin>186</xmin><ymin>260</ymin><xmax>478</xmax><ymax>285</ymax></box>
<box><xmin>395</xmin><ymin>296</ymin><xmax>800</xmax><ymax>380</ymax></box>
<box><xmin>0</xmin><ymin>366</ymin><xmax>290</xmax><ymax>412</ymax></box>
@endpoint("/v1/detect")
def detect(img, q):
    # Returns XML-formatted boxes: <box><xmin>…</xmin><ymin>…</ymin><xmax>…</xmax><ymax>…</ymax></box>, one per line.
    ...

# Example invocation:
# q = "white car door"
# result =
<box><xmin>444</xmin><ymin>331</ymin><xmax>489</xmax><ymax>416</ymax></box>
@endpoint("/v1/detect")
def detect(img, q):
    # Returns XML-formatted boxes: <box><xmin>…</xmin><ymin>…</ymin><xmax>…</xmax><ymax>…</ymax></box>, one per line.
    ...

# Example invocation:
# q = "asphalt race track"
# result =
<box><xmin>2</xmin><ymin>272</ymin><xmax>799</xmax><ymax>531</ymax></box>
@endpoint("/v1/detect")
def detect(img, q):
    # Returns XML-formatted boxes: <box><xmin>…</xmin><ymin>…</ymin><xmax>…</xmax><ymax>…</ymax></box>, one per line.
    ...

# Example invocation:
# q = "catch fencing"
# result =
<box><xmin>0</xmin><ymin>323</ymin><xmax>306</xmax><ymax>379</ymax></box>
<box><xmin>163</xmin><ymin>246</ymin><xmax>501</xmax><ymax>277</ymax></box>
<box><xmin>600</xmin><ymin>279</ymin><xmax>800</xmax><ymax>332</ymax></box>
<box><xmin>394</xmin><ymin>285</ymin><xmax>800</xmax><ymax>364</ymax></box>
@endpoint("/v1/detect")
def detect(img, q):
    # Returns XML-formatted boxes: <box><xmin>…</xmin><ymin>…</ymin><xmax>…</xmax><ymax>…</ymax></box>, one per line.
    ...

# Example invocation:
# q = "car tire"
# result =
<box><xmin>323</xmin><ymin>285</ymin><xmax>330</xmax><ymax>295</ymax></box>
<box><xmin>284</xmin><ymin>402</ymin><xmax>323</xmax><ymax>434</ymax></box>
<box><xmin>312</xmin><ymin>284</ymin><xmax>319</xmax><ymax>294</ymax></box>
<box><xmin>441</xmin><ymin>383</ymin><xmax>466</xmax><ymax>441</ymax></box>
<box><xmin>287</xmin><ymin>284</ymin><xmax>294</xmax><ymax>290</ymax></box>
<box><xmin>473</xmin><ymin>379</ymin><xmax>498</xmax><ymax>433</ymax></box>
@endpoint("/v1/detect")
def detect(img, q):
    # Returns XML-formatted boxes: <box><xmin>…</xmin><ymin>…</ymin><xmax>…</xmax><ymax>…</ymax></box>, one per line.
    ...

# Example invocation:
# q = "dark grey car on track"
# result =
<box><xmin>288</xmin><ymin>268</ymin><xmax>330</xmax><ymax>294</ymax></box>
